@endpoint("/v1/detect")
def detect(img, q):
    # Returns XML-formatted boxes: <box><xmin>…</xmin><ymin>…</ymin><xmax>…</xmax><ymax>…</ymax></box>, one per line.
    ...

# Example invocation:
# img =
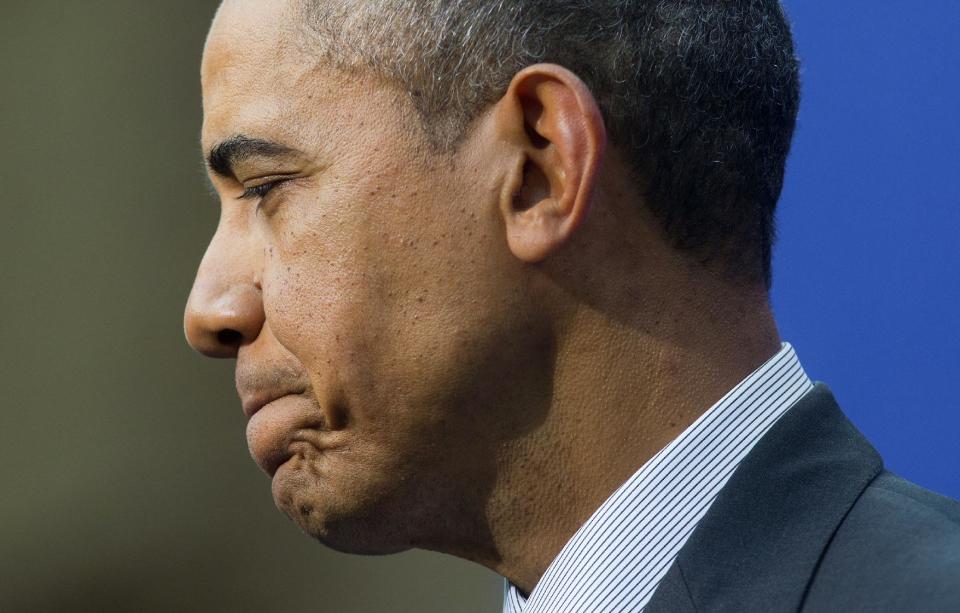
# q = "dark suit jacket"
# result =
<box><xmin>645</xmin><ymin>384</ymin><xmax>960</xmax><ymax>612</ymax></box>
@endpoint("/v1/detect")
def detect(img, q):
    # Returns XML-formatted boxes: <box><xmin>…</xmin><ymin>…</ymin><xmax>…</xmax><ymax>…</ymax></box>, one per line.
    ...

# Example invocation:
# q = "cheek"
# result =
<box><xmin>261</xmin><ymin>227</ymin><xmax>385</xmax><ymax>356</ymax></box>
<box><xmin>256</xmin><ymin>173</ymin><xmax>506</xmax><ymax>437</ymax></box>
<box><xmin>260</xmin><ymin>210</ymin><xmax>423</xmax><ymax>411</ymax></box>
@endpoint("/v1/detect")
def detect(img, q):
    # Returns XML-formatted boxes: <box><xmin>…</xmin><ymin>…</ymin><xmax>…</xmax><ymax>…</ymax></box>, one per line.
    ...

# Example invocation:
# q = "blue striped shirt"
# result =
<box><xmin>503</xmin><ymin>342</ymin><xmax>813</xmax><ymax>612</ymax></box>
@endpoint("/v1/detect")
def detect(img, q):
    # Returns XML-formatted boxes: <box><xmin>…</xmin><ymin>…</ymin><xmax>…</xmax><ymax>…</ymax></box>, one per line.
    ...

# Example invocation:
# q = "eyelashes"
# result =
<box><xmin>239</xmin><ymin>181</ymin><xmax>278</xmax><ymax>201</ymax></box>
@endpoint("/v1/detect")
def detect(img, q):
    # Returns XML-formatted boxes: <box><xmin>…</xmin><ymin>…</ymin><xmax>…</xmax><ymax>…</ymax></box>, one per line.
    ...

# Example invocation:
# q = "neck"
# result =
<box><xmin>482</xmin><ymin>255</ymin><xmax>781</xmax><ymax>593</ymax></box>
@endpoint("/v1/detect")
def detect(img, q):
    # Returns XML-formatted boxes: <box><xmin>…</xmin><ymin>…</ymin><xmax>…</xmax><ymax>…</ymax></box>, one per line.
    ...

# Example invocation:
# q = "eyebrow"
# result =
<box><xmin>206</xmin><ymin>135</ymin><xmax>301</xmax><ymax>179</ymax></box>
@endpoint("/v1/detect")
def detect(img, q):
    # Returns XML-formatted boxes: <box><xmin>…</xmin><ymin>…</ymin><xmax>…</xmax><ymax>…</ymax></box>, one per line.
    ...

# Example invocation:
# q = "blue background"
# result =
<box><xmin>774</xmin><ymin>1</ymin><xmax>960</xmax><ymax>498</ymax></box>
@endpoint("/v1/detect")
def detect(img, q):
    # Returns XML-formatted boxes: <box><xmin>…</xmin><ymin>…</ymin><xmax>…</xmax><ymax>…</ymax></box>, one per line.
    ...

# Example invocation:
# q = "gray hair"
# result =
<box><xmin>298</xmin><ymin>0</ymin><xmax>801</xmax><ymax>288</ymax></box>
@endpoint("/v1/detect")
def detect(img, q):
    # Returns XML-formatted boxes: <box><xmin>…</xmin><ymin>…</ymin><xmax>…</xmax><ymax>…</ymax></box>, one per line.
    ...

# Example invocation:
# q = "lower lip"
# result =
<box><xmin>245</xmin><ymin>394</ymin><xmax>319</xmax><ymax>476</ymax></box>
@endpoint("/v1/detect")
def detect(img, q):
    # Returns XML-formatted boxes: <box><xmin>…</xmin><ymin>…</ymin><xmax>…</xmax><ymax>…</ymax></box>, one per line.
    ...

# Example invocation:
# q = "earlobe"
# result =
<box><xmin>495</xmin><ymin>64</ymin><xmax>607</xmax><ymax>264</ymax></box>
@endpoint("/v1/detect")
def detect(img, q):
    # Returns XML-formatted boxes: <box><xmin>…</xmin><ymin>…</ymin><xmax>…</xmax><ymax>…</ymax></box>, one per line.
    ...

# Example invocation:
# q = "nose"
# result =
<box><xmin>184</xmin><ymin>226</ymin><xmax>265</xmax><ymax>358</ymax></box>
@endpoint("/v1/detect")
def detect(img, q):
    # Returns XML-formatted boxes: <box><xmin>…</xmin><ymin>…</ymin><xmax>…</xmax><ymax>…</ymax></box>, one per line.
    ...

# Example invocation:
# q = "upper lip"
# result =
<box><xmin>235</xmin><ymin>360</ymin><xmax>309</xmax><ymax>420</ymax></box>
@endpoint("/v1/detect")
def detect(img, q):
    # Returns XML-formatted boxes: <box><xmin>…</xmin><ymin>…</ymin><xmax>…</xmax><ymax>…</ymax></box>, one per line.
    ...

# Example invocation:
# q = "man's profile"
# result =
<box><xmin>184</xmin><ymin>1</ymin><xmax>960</xmax><ymax>611</ymax></box>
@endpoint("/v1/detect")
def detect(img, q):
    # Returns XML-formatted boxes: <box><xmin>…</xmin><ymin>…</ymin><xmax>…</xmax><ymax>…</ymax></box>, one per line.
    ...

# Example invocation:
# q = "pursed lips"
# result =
<box><xmin>239</xmin><ymin>387</ymin><xmax>316</xmax><ymax>477</ymax></box>
<box><xmin>235</xmin><ymin>366</ymin><xmax>322</xmax><ymax>477</ymax></box>
<box><xmin>235</xmin><ymin>366</ymin><xmax>311</xmax><ymax>419</ymax></box>
<box><xmin>240</xmin><ymin>390</ymin><xmax>302</xmax><ymax>419</ymax></box>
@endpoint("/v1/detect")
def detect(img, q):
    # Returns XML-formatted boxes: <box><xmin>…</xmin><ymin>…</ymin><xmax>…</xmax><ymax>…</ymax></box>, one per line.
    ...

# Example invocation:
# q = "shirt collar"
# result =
<box><xmin>504</xmin><ymin>342</ymin><xmax>813</xmax><ymax>613</ymax></box>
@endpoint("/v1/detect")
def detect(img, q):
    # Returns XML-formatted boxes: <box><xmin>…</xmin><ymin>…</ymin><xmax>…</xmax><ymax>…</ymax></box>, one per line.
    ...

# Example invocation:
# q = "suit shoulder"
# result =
<box><xmin>803</xmin><ymin>471</ymin><xmax>960</xmax><ymax>612</ymax></box>
<box><xmin>868</xmin><ymin>471</ymin><xmax>960</xmax><ymax>524</ymax></box>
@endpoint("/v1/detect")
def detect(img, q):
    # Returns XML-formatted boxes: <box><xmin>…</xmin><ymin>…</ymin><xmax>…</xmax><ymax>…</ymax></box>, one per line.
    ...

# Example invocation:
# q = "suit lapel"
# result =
<box><xmin>644</xmin><ymin>562</ymin><xmax>698</xmax><ymax>613</ymax></box>
<box><xmin>646</xmin><ymin>384</ymin><xmax>883</xmax><ymax>613</ymax></box>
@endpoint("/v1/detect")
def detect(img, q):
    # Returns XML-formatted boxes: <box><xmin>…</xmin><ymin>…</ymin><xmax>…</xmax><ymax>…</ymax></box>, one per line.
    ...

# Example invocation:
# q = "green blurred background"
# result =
<box><xmin>0</xmin><ymin>2</ymin><xmax>501</xmax><ymax>611</ymax></box>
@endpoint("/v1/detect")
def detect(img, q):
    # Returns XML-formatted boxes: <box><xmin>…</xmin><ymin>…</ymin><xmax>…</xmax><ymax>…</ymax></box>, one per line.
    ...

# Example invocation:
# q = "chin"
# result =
<box><xmin>270</xmin><ymin>457</ymin><xmax>414</xmax><ymax>556</ymax></box>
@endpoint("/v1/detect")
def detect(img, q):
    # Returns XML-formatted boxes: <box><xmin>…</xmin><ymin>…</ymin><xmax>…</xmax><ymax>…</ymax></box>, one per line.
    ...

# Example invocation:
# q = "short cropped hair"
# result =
<box><xmin>299</xmin><ymin>1</ymin><xmax>801</xmax><ymax>288</ymax></box>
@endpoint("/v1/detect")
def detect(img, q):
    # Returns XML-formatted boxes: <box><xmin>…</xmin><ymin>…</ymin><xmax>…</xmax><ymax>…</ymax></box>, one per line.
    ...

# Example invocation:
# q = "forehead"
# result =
<box><xmin>202</xmin><ymin>0</ymin><xmax>310</xmax><ymax>80</ymax></box>
<box><xmin>200</xmin><ymin>0</ymin><xmax>431</xmax><ymax>173</ymax></box>
<box><xmin>201</xmin><ymin>0</ymin><xmax>324</xmax><ymax>150</ymax></box>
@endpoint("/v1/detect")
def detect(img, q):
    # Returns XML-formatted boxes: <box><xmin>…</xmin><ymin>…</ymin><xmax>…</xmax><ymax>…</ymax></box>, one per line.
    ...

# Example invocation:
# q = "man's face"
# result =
<box><xmin>185</xmin><ymin>0</ymin><xmax>551</xmax><ymax>554</ymax></box>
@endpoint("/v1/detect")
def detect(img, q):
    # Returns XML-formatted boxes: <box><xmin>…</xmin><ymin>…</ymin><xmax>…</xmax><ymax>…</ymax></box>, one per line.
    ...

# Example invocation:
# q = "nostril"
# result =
<box><xmin>217</xmin><ymin>329</ymin><xmax>243</xmax><ymax>347</ymax></box>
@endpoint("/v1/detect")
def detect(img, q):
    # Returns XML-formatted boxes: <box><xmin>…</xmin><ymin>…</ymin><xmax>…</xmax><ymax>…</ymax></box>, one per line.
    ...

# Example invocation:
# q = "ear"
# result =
<box><xmin>493</xmin><ymin>63</ymin><xmax>607</xmax><ymax>263</ymax></box>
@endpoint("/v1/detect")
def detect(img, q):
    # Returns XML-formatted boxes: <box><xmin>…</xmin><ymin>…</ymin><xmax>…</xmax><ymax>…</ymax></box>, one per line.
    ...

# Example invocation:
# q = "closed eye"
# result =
<box><xmin>239</xmin><ymin>182</ymin><xmax>277</xmax><ymax>200</ymax></box>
